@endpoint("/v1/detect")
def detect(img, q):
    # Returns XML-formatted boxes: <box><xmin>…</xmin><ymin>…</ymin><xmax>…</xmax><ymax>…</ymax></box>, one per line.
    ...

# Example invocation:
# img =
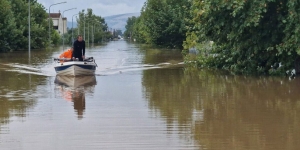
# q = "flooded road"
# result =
<box><xmin>1</xmin><ymin>40</ymin><xmax>300</xmax><ymax>150</ymax></box>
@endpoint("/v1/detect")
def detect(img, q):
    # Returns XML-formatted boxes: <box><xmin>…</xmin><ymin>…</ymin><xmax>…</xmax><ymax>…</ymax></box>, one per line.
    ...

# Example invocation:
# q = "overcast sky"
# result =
<box><xmin>38</xmin><ymin>0</ymin><xmax>146</xmax><ymax>19</ymax></box>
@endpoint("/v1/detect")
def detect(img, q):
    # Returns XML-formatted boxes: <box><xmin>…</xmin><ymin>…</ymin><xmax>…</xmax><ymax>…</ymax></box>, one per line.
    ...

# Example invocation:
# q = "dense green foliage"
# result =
<box><xmin>184</xmin><ymin>0</ymin><xmax>300</xmax><ymax>75</ymax></box>
<box><xmin>113</xmin><ymin>29</ymin><xmax>123</xmax><ymax>38</ymax></box>
<box><xmin>124</xmin><ymin>0</ymin><xmax>300</xmax><ymax>75</ymax></box>
<box><xmin>124</xmin><ymin>0</ymin><xmax>190</xmax><ymax>48</ymax></box>
<box><xmin>0</xmin><ymin>0</ymin><xmax>19</xmax><ymax>52</ymax></box>
<box><xmin>0</xmin><ymin>0</ymin><xmax>51</xmax><ymax>52</ymax></box>
<box><xmin>73</xmin><ymin>9</ymin><xmax>111</xmax><ymax>45</ymax></box>
<box><xmin>124</xmin><ymin>16</ymin><xmax>137</xmax><ymax>39</ymax></box>
<box><xmin>0</xmin><ymin>1</ymin><xmax>112</xmax><ymax>51</ymax></box>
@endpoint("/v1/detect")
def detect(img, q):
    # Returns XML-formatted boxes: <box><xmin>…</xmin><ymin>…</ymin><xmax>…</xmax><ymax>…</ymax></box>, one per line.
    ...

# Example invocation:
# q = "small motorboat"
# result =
<box><xmin>54</xmin><ymin>57</ymin><xmax>97</xmax><ymax>76</ymax></box>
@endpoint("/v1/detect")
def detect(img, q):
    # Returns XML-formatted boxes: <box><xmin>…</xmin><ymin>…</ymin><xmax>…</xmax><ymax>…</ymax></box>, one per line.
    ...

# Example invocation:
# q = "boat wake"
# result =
<box><xmin>1</xmin><ymin>60</ymin><xmax>185</xmax><ymax>77</ymax></box>
<box><xmin>96</xmin><ymin>62</ymin><xmax>184</xmax><ymax>76</ymax></box>
<box><xmin>1</xmin><ymin>63</ymin><xmax>55</xmax><ymax>77</ymax></box>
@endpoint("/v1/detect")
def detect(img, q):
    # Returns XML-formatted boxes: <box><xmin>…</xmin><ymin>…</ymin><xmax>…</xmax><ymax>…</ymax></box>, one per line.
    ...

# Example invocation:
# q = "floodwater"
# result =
<box><xmin>0</xmin><ymin>40</ymin><xmax>300</xmax><ymax>150</ymax></box>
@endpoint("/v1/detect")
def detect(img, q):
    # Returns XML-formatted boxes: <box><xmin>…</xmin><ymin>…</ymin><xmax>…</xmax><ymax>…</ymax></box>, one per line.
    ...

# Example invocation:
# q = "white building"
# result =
<box><xmin>49</xmin><ymin>11</ymin><xmax>67</xmax><ymax>35</ymax></box>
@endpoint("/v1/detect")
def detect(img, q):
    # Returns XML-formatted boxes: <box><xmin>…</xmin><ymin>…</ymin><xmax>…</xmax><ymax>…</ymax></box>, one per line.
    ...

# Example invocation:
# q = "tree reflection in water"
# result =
<box><xmin>54</xmin><ymin>75</ymin><xmax>96</xmax><ymax>119</ymax></box>
<box><xmin>142</xmin><ymin>68</ymin><xmax>300</xmax><ymax>150</ymax></box>
<box><xmin>0</xmin><ymin>71</ymin><xmax>41</xmax><ymax>134</ymax></box>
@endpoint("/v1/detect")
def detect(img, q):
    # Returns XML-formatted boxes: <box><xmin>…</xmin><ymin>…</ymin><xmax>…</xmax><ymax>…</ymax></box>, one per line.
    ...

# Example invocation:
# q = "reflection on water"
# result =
<box><xmin>142</xmin><ymin>68</ymin><xmax>300</xmax><ymax>150</ymax></box>
<box><xmin>54</xmin><ymin>76</ymin><xmax>96</xmax><ymax>119</ymax></box>
<box><xmin>0</xmin><ymin>71</ymin><xmax>41</xmax><ymax>134</ymax></box>
<box><xmin>2</xmin><ymin>41</ymin><xmax>300</xmax><ymax>149</ymax></box>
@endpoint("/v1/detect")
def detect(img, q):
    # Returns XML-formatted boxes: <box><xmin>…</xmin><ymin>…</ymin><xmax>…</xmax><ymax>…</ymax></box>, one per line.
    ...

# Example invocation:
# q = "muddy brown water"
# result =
<box><xmin>0</xmin><ymin>40</ymin><xmax>300</xmax><ymax>150</ymax></box>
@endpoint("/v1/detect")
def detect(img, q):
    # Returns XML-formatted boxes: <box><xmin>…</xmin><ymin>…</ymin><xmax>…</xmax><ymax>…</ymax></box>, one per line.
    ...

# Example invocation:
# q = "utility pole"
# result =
<box><xmin>72</xmin><ymin>14</ymin><xmax>78</xmax><ymax>43</ymax></box>
<box><xmin>62</xmin><ymin>8</ymin><xmax>77</xmax><ymax>50</ymax></box>
<box><xmin>77</xmin><ymin>16</ymin><xmax>79</xmax><ymax>35</ymax></box>
<box><xmin>48</xmin><ymin>1</ymin><xmax>66</xmax><ymax>46</ymax></box>
<box><xmin>84</xmin><ymin>15</ymin><xmax>85</xmax><ymax>40</ymax></box>
<box><xmin>88</xmin><ymin>19</ymin><xmax>89</xmax><ymax>46</ymax></box>
<box><xmin>28</xmin><ymin>0</ymin><xmax>31</xmax><ymax>60</ymax></box>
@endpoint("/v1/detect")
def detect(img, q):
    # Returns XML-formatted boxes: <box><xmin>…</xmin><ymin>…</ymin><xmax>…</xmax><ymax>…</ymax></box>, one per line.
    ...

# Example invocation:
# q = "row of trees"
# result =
<box><xmin>143</xmin><ymin>67</ymin><xmax>300</xmax><ymax>149</ymax></box>
<box><xmin>62</xmin><ymin>8</ymin><xmax>116</xmax><ymax>46</ymax></box>
<box><xmin>0</xmin><ymin>0</ymin><xmax>112</xmax><ymax>52</ymax></box>
<box><xmin>184</xmin><ymin>0</ymin><xmax>300</xmax><ymax>75</ymax></box>
<box><xmin>0</xmin><ymin>0</ymin><xmax>51</xmax><ymax>52</ymax></box>
<box><xmin>125</xmin><ymin>0</ymin><xmax>300</xmax><ymax>75</ymax></box>
<box><xmin>124</xmin><ymin>0</ymin><xmax>190</xmax><ymax>48</ymax></box>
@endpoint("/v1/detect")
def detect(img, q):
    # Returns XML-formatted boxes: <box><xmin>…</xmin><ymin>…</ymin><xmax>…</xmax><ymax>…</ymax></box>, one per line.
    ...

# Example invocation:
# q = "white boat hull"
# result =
<box><xmin>54</xmin><ymin>61</ymin><xmax>97</xmax><ymax>76</ymax></box>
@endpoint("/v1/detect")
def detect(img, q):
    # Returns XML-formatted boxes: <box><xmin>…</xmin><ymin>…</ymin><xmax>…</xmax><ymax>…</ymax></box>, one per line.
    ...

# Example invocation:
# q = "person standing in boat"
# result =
<box><xmin>72</xmin><ymin>35</ymin><xmax>85</xmax><ymax>61</ymax></box>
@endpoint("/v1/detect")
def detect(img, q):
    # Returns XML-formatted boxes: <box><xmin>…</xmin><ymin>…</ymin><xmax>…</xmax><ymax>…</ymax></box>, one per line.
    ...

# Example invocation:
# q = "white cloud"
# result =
<box><xmin>92</xmin><ymin>3</ymin><xmax>135</xmax><ymax>17</ymax></box>
<box><xmin>38</xmin><ymin>0</ymin><xmax>145</xmax><ymax>19</ymax></box>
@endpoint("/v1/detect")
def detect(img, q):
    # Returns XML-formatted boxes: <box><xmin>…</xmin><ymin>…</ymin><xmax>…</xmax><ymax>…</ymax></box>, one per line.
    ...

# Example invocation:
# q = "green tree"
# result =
<box><xmin>0</xmin><ymin>0</ymin><xmax>19</xmax><ymax>52</ymax></box>
<box><xmin>77</xmin><ymin>9</ymin><xmax>108</xmax><ymax>44</ymax></box>
<box><xmin>184</xmin><ymin>0</ymin><xmax>300</xmax><ymax>75</ymax></box>
<box><xmin>124</xmin><ymin>16</ymin><xmax>137</xmax><ymax>39</ymax></box>
<box><xmin>51</xmin><ymin>30</ymin><xmax>60</xmax><ymax>45</ymax></box>
<box><xmin>132</xmin><ymin>15</ymin><xmax>148</xmax><ymax>43</ymax></box>
<box><xmin>9</xmin><ymin>0</ymin><xmax>27</xmax><ymax>50</ymax></box>
<box><xmin>29</xmin><ymin>1</ymin><xmax>49</xmax><ymax>49</ymax></box>
<box><xmin>7</xmin><ymin>0</ymin><xmax>50</xmax><ymax>50</ymax></box>
<box><xmin>115</xmin><ymin>29</ymin><xmax>123</xmax><ymax>37</ymax></box>
<box><xmin>126</xmin><ymin>0</ymin><xmax>190</xmax><ymax>48</ymax></box>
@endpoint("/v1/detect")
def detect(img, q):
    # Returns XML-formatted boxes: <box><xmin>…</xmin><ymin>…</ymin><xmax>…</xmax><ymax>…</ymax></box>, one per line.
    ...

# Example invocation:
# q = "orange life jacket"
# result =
<box><xmin>59</xmin><ymin>49</ymin><xmax>73</xmax><ymax>59</ymax></box>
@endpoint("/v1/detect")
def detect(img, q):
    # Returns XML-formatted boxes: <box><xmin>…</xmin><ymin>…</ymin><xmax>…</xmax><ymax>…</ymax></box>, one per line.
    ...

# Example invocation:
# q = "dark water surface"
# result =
<box><xmin>0</xmin><ymin>40</ymin><xmax>300</xmax><ymax>150</ymax></box>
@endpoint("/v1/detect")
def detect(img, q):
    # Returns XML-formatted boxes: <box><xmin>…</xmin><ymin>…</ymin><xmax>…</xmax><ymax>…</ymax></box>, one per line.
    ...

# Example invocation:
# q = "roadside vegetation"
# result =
<box><xmin>62</xmin><ymin>8</ymin><xmax>113</xmax><ymax>45</ymax></box>
<box><xmin>124</xmin><ymin>0</ymin><xmax>190</xmax><ymax>49</ymax></box>
<box><xmin>125</xmin><ymin>0</ymin><xmax>300</xmax><ymax>75</ymax></box>
<box><xmin>0</xmin><ymin>0</ymin><xmax>49</xmax><ymax>51</ymax></box>
<box><xmin>0</xmin><ymin>0</ymin><xmax>111</xmax><ymax>52</ymax></box>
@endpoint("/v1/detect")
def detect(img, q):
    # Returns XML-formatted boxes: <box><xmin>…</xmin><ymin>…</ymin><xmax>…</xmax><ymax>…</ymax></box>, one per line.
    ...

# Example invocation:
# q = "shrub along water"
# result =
<box><xmin>183</xmin><ymin>0</ymin><xmax>300</xmax><ymax>75</ymax></box>
<box><xmin>0</xmin><ymin>0</ymin><xmax>52</xmax><ymax>52</ymax></box>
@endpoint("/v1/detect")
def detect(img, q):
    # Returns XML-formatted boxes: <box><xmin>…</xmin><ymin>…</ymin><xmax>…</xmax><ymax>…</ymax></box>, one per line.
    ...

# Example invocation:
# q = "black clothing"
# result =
<box><xmin>72</xmin><ymin>40</ymin><xmax>85</xmax><ymax>61</ymax></box>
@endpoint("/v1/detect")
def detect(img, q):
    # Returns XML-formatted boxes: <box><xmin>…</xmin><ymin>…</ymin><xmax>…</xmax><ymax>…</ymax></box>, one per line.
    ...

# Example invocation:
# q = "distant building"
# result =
<box><xmin>49</xmin><ymin>11</ymin><xmax>67</xmax><ymax>35</ymax></box>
